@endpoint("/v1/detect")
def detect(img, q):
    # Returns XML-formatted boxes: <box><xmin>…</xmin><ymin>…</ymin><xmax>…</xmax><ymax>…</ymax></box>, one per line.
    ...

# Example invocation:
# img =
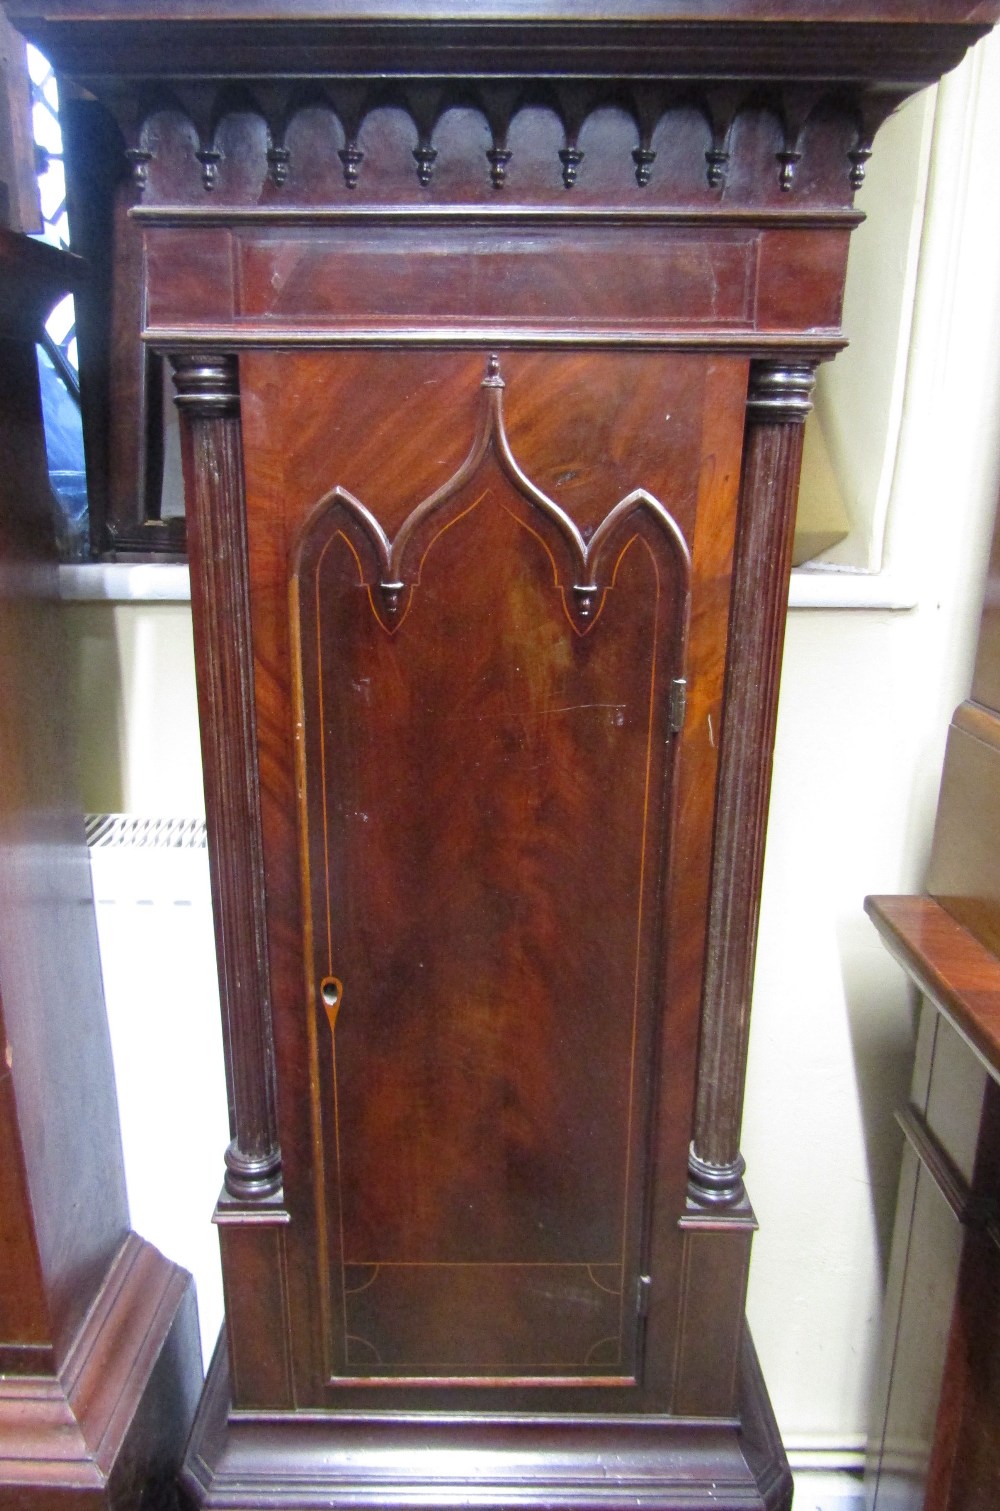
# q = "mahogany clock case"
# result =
<box><xmin>243</xmin><ymin>343</ymin><xmax>739</xmax><ymax>1404</ymax></box>
<box><xmin>7</xmin><ymin>6</ymin><xmax>998</xmax><ymax>1511</ymax></box>
<box><xmin>12</xmin><ymin>1</ymin><xmax>999</xmax><ymax>559</ymax></box>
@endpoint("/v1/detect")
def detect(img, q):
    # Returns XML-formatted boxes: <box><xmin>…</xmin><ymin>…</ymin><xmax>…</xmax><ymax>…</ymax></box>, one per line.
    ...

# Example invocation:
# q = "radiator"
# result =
<box><xmin>88</xmin><ymin>814</ymin><xmax>227</xmax><ymax>1367</ymax></box>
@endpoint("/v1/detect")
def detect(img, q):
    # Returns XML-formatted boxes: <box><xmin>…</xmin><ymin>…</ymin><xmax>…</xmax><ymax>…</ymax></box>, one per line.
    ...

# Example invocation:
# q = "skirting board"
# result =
<box><xmin>791</xmin><ymin>1470</ymin><xmax>865</xmax><ymax>1511</ymax></box>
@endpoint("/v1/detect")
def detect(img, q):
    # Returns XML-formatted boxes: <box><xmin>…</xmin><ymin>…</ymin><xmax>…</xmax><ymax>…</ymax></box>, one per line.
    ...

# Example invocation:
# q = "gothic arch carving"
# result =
<box><xmin>291</xmin><ymin>354</ymin><xmax>692</xmax><ymax>638</ymax></box>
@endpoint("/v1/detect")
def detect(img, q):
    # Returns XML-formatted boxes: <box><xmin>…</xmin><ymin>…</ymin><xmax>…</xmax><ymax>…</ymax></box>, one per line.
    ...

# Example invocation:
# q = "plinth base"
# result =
<box><xmin>182</xmin><ymin>1324</ymin><xmax>791</xmax><ymax>1511</ymax></box>
<box><xmin>0</xmin><ymin>1232</ymin><xmax>202</xmax><ymax>1510</ymax></box>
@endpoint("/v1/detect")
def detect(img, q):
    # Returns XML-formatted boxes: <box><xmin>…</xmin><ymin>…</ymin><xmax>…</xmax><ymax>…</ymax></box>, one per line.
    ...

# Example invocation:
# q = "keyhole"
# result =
<box><xmin>321</xmin><ymin>977</ymin><xmax>341</xmax><ymax>1009</ymax></box>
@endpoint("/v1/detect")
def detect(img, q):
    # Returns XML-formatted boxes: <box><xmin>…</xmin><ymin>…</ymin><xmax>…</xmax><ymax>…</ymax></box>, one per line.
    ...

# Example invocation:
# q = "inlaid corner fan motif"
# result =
<box><xmin>291</xmin><ymin>355</ymin><xmax>692</xmax><ymax>1386</ymax></box>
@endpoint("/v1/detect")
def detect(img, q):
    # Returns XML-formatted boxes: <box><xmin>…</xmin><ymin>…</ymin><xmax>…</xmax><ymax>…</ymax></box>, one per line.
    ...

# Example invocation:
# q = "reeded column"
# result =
<box><xmin>172</xmin><ymin>352</ymin><xmax>281</xmax><ymax>1201</ymax></box>
<box><xmin>688</xmin><ymin>359</ymin><xmax>816</xmax><ymax>1208</ymax></box>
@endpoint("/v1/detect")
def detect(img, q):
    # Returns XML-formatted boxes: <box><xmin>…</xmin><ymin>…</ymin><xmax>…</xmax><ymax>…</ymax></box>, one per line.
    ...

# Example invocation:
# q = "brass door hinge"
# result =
<box><xmin>636</xmin><ymin>1273</ymin><xmax>652</xmax><ymax>1318</ymax></box>
<box><xmin>669</xmin><ymin>678</ymin><xmax>687</xmax><ymax>736</ymax></box>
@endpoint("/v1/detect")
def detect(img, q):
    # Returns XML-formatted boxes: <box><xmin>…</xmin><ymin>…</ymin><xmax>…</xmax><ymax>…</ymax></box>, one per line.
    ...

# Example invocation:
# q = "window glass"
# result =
<box><xmin>28</xmin><ymin>42</ymin><xmax>89</xmax><ymax>560</ymax></box>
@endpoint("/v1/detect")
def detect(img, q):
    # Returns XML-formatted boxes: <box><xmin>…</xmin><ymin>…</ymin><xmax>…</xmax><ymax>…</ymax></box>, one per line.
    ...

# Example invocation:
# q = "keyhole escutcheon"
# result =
<box><xmin>320</xmin><ymin>975</ymin><xmax>342</xmax><ymax>1031</ymax></box>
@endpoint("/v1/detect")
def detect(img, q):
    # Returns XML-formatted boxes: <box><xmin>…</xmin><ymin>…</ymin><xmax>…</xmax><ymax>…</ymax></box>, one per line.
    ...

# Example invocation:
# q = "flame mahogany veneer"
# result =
<box><xmin>9</xmin><ymin>6</ymin><xmax>999</xmax><ymax>1508</ymax></box>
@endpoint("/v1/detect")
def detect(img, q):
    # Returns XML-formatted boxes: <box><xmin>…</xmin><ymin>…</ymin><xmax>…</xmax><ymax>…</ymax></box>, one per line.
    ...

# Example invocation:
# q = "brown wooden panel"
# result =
<box><xmin>238</xmin><ymin>225</ymin><xmax>758</xmax><ymax>328</ymax></box>
<box><xmin>219</xmin><ymin>1224</ymin><xmax>294</xmax><ymax>1408</ymax></box>
<box><xmin>0</xmin><ymin>15</ymin><xmax>40</xmax><ymax>235</ymax></box>
<box><xmin>928</xmin><ymin>706</ymin><xmax>1000</xmax><ymax>962</ymax></box>
<box><xmin>865</xmin><ymin>895</ymin><xmax>1000</xmax><ymax>1083</ymax></box>
<box><xmin>142</xmin><ymin>223</ymin><xmax>849</xmax><ymax>345</ymax></box>
<box><xmin>145</xmin><ymin>226</ymin><xmax>234</xmax><ymax>326</ymax></box>
<box><xmin>342</xmin><ymin>1264</ymin><xmax>627</xmax><ymax>1378</ymax></box>
<box><xmin>241</xmin><ymin>347</ymin><xmax>746</xmax><ymax>1406</ymax></box>
<box><xmin>756</xmin><ymin>227</ymin><xmax>849</xmax><ymax>331</ymax></box>
<box><xmin>925</xmin><ymin>1083</ymin><xmax>1000</xmax><ymax>1511</ymax></box>
<box><xmin>638</xmin><ymin>354</ymin><xmax>747</xmax><ymax>1402</ymax></box>
<box><xmin>672</xmin><ymin>1220</ymin><xmax>753</xmax><ymax>1416</ymax></box>
<box><xmin>0</xmin><ymin>994</ymin><xmax>49</xmax><ymax>1354</ymax></box>
<box><xmin>292</xmin><ymin>357</ymin><xmax>688</xmax><ymax>1382</ymax></box>
<box><xmin>930</xmin><ymin>1226</ymin><xmax>1000</xmax><ymax>1510</ymax></box>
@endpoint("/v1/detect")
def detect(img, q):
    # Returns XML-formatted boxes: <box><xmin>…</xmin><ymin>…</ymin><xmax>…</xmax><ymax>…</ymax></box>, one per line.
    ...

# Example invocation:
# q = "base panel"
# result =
<box><xmin>0</xmin><ymin>1233</ymin><xmax>203</xmax><ymax>1511</ymax></box>
<box><xmin>182</xmin><ymin>1325</ymin><xmax>791</xmax><ymax>1511</ymax></box>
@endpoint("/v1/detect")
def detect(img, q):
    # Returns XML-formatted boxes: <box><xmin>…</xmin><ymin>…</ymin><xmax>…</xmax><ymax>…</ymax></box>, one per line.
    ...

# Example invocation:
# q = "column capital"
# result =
<box><xmin>171</xmin><ymin>352</ymin><xmax>240</xmax><ymax>416</ymax></box>
<box><xmin>746</xmin><ymin>360</ymin><xmax>817</xmax><ymax>425</ymax></box>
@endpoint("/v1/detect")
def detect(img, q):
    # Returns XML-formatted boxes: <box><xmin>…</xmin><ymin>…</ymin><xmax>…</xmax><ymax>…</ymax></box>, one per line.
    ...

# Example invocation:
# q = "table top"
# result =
<box><xmin>866</xmin><ymin>893</ymin><xmax>1000</xmax><ymax>1085</ymax></box>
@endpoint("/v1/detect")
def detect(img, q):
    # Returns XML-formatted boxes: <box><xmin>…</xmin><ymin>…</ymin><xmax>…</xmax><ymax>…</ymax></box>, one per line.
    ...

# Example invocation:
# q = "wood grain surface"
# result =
<box><xmin>865</xmin><ymin>895</ymin><xmax>1000</xmax><ymax>1086</ymax></box>
<box><xmin>691</xmin><ymin>361</ymin><xmax>813</xmax><ymax>1197</ymax></box>
<box><xmin>174</xmin><ymin>353</ymin><xmax>282</xmax><ymax>1201</ymax></box>
<box><xmin>238</xmin><ymin>345</ymin><xmax>745</xmax><ymax>1406</ymax></box>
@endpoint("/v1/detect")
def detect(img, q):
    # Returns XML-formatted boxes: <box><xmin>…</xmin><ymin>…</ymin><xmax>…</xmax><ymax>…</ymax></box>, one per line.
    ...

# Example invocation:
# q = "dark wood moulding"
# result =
<box><xmin>7</xmin><ymin>3</ymin><xmax>997</xmax><ymax>86</ymax></box>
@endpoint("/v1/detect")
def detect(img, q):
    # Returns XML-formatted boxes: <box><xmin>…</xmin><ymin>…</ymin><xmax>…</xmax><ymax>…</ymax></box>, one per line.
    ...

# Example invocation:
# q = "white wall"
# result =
<box><xmin>808</xmin><ymin>85</ymin><xmax>935</xmax><ymax>574</ymax></box>
<box><xmin>61</xmin><ymin>27</ymin><xmax>1000</xmax><ymax>1502</ymax></box>
<box><xmin>64</xmin><ymin>600</ymin><xmax>203</xmax><ymax>815</ymax></box>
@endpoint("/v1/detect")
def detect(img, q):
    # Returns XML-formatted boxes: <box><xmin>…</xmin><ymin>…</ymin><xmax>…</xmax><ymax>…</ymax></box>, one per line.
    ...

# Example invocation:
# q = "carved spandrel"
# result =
<box><xmin>293</xmin><ymin>354</ymin><xmax>691</xmax><ymax>639</ymax></box>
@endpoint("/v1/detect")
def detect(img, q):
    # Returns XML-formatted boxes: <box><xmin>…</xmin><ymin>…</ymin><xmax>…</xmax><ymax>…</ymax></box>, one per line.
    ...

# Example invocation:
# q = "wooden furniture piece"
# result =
<box><xmin>60</xmin><ymin>91</ymin><xmax>174</xmax><ymax>561</ymax></box>
<box><xmin>0</xmin><ymin>11</ymin><xmax>39</xmax><ymax>234</ymax></box>
<box><xmin>0</xmin><ymin>228</ymin><xmax>204</xmax><ymax>1507</ymax></box>
<box><xmin>865</xmin><ymin>485</ymin><xmax>1000</xmax><ymax>1511</ymax></box>
<box><xmin>9</xmin><ymin>6</ymin><xmax>998</xmax><ymax>1509</ymax></box>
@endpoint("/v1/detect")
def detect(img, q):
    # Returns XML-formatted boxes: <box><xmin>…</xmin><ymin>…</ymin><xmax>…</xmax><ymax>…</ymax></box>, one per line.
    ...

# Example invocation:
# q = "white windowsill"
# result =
<box><xmin>59</xmin><ymin>560</ymin><xmax>918</xmax><ymax>612</ymax></box>
<box><xmin>787</xmin><ymin>567</ymin><xmax>917</xmax><ymax>611</ymax></box>
<box><xmin>59</xmin><ymin>562</ymin><xmax>191</xmax><ymax>602</ymax></box>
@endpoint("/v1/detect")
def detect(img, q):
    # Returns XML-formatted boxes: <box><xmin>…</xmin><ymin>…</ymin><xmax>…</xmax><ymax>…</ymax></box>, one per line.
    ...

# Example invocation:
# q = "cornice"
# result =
<box><xmin>7</xmin><ymin>8</ymin><xmax>997</xmax><ymax>92</ymax></box>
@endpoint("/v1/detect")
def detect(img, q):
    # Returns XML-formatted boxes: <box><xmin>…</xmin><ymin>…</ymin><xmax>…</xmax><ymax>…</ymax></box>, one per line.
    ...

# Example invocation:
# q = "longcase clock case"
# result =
<box><xmin>262</xmin><ymin>345</ymin><xmax>727</xmax><ymax>1396</ymax></box>
<box><xmin>11</xmin><ymin>4</ymin><xmax>999</xmax><ymax>1508</ymax></box>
